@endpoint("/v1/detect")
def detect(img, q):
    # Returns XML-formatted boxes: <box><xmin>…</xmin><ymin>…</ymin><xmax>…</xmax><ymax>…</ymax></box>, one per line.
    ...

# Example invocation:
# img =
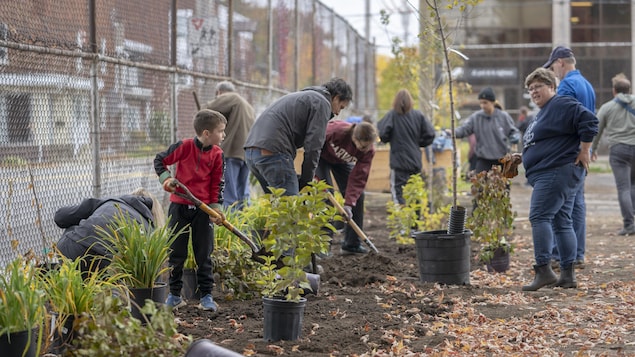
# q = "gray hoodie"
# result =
<box><xmin>455</xmin><ymin>108</ymin><xmax>519</xmax><ymax>160</ymax></box>
<box><xmin>244</xmin><ymin>86</ymin><xmax>332</xmax><ymax>187</ymax></box>
<box><xmin>592</xmin><ymin>93</ymin><xmax>635</xmax><ymax>152</ymax></box>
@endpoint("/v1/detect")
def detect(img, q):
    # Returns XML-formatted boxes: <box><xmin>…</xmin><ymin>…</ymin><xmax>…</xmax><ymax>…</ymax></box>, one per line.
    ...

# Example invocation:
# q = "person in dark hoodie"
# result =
<box><xmin>55</xmin><ymin>188</ymin><xmax>165</xmax><ymax>272</ymax></box>
<box><xmin>378</xmin><ymin>89</ymin><xmax>435</xmax><ymax>205</ymax></box>
<box><xmin>244</xmin><ymin>77</ymin><xmax>353</xmax><ymax>196</ymax></box>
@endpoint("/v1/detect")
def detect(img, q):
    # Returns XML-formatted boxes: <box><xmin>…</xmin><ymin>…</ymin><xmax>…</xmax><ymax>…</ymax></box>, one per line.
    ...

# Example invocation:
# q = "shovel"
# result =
<box><xmin>170</xmin><ymin>180</ymin><xmax>265</xmax><ymax>262</ymax></box>
<box><xmin>326</xmin><ymin>192</ymin><xmax>379</xmax><ymax>253</ymax></box>
<box><xmin>169</xmin><ymin>180</ymin><xmax>321</xmax><ymax>294</ymax></box>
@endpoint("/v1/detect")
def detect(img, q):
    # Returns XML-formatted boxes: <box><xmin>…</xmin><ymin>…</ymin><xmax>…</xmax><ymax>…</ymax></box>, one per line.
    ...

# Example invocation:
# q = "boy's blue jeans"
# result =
<box><xmin>245</xmin><ymin>148</ymin><xmax>299</xmax><ymax>196</ymax></box>
<box><xmin>528</xmin><ymin>163</ymin><xmax>585</xmax><ymax>268</ymax></box>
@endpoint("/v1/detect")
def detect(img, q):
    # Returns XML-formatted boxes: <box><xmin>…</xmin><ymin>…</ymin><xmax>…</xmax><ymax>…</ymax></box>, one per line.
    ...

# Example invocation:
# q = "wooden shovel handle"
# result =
<box><xmin>171</xmin><ymin>180</ymin><xmax>260</xmax><ymax>253</ymax></box>
<box><xmin>326</xmin><ymin>192</ymin><xmax>379</xmax><ymax>253</ymax></box>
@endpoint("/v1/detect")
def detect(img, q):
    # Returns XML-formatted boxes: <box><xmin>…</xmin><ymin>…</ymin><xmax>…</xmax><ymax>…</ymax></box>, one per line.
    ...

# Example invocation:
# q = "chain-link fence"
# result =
<box><xmin>0</xmin><ymin>0</ymin><xmax>376</xmax><ymax>267</ymax></box>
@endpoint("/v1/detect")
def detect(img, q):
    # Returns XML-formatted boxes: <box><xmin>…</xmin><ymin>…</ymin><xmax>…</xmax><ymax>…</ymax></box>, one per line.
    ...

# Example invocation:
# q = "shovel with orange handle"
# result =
<box><xmin>325</xmin><ymin>191</ymin><xmax>379</xmax><ymax>254</ymax></box>
<box><xmin>168</xmin><ymin>179</ymin><xmax>266</xmax><ymax>262</ymax></box>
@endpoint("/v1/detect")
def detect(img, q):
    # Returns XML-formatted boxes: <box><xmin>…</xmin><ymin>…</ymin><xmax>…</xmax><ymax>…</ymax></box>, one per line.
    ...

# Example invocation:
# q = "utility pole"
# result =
<box><xmin>365</xmin><ymin>0</ymin><xmax>370</xmax><ymax>111</ymax></box>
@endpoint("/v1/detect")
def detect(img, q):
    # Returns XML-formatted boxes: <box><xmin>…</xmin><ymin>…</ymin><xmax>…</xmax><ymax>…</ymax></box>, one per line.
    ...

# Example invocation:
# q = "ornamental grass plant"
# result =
<box><xmin>0</xmin><ymin>257</ymin><xmax>47</xmax><ymax>355</ymax></box>
<box><xmin>97</xmin><ymin>212</ymin><xmax>181</xmax><ymax>289</ymax></box>
<box><xmin>42</xmin><ymin>256</ymin><xmax>124</xmax><ymax>325</ymax></box>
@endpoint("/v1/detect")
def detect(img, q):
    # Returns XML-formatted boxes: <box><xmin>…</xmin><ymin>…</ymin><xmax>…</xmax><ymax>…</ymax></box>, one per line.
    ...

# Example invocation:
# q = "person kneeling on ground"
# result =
<box><xmin>55</xmin><ymin>188</ymin><xmax>165</xmax><ymax>272</ymax></box>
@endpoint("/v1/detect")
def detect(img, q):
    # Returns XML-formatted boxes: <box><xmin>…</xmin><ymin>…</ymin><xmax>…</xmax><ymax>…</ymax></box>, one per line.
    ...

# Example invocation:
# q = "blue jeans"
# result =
<box><xmin>245</xmin><ymin>148</ymin><xmax>299</xmax><ymax>196</ymax></box>
<box><xmin>609</xmin><ymin>143</ymin><xmax>635</xmax><ymax>228</ymax></box>
<box><xmin>223</xmin><ymin>158</ymin><xmax>250</xmax><ymax>210</ymax></box>
<box><xmin>528</xmin><ymin>163</ymin><xmax>585</xmax><ymax>267</ymax></box>
<box><xmin>552</xmin><ymin>173</ymin><xmax>587</xmax><ymax>261</ymax></box>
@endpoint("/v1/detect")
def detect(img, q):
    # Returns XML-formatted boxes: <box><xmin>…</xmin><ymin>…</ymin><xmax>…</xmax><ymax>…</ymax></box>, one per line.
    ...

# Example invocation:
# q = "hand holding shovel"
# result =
<box><xmin>326</xmin><ymin>192</ymin><xmax>379</xmax><ymax>253</ymax></box>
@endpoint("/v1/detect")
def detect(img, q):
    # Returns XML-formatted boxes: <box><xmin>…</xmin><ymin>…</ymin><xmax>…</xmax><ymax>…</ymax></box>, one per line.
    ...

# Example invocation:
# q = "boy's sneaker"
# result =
<box><xmin>340</xmin><ymin>245</ymin><xmax>368</xmax><ymax>255</ymax></box>
<box><xmin>165</xmin><ymin>293</ymin><xmax>186</xmax><ymax>309</ymax></box>
<box><xmin>198</xmin><ymin>294</ymin><xmax>218</xmax><ymax>312</ymax></box>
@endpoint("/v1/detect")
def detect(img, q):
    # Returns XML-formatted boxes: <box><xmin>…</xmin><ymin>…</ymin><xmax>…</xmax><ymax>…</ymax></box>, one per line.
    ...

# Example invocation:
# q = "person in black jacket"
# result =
<box><xmin>378</xmin><ymin>89</ymin><xmax>435</xmax><ymax>204</ymax></box>
<box><xmin>55</xmin><ymin>188</ymin><xmax>165</xmax><ymax>272</ymax></box>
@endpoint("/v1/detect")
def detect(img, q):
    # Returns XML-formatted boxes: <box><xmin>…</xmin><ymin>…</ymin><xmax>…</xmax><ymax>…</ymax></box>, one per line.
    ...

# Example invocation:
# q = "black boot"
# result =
<box><xmin>555</xmin><ymin>263</ymin><xmax>577</xmax><ymax>288</ymax></box>
<box><xmin>522</xmin><ymin>264</ymin><xmax>557</xmax><ymax>291</ymax></box>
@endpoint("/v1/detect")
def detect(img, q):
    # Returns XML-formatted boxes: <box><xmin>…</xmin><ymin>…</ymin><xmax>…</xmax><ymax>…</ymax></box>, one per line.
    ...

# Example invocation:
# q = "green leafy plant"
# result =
<box><xmin>97</xmin><ymin>213</ymin><xmax>182</xmax><ymax>288</ymax></box>
<box><xmin>467</xmin><ymin>166</ymin><xmax>516</xmax><ymax>263</ymax></box>
<box><xmin>212</xmin><ymin>206</ymin><xmax>263</xmax><ymax>300</ymax></box>
<box><xmin>387</xmin><ymin>174</ymin><xmax>451</xmax><ymax>244</ymax></box>
<box><xmin>69</xmin><ymin>293</ymin><xmax>191</xmax><ymax>356</ymax></box>
<box><xmin>0</xmin><ymin>257</ymin><xmax>47</xmax><ymax>356</ymax></box>
<box><xmin>257</xmin><ymin>181</ymin><xmax>335</xmax><ymax>302</ymax></box>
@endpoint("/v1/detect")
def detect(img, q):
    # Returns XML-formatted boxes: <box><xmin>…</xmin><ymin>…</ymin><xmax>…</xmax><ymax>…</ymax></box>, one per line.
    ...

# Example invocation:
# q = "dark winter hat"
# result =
<box><xmin>477</xmin><ymin>87</ymin><xmax>496</xmax><ymax>102</ymax></box>
<box><xmin>543</xmin><ymin>46</ymin><xmax>573</xmax><ymax>68</ymax></box>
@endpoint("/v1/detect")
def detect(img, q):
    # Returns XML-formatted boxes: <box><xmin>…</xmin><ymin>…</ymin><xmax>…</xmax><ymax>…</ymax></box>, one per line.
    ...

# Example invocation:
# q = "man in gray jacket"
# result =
<box><xmin>591</xmin><ymin>74</ymin><xmax>635</xmax><ymax>236</ymax></box>
<box><xmin>244</xmin><ymin>78</ymin><xmax>353</xmax><ymax>196</ymax></box>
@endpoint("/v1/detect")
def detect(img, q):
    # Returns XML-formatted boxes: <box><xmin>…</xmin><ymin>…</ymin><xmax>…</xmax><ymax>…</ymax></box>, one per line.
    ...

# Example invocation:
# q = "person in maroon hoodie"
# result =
<box><xmin>316</xmin><ymin>120</ymin><xmax>377</xmax><ymax>255</ymax></box>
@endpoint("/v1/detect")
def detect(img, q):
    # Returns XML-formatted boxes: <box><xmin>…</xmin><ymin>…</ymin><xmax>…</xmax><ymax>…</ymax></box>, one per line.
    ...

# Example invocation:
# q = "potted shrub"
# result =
<box><xmin>0</xmin><ymin>257</ymin><xmax>47</xmax><ymax>357</ymax></box>
<box><xmin>212</xmin><ymin>207</ymin><xmax>263</xmax><ymax>300</ymax></box>
<box><xmin>257</xmin><ymin>181</ymin><xmax>335</xmax><ymax>341</ymax></box>
<box><xmin>467</xmin><ymin>166</ymin><xmax>516</xmax><ymax>273</ymax></box>
<box><xmin>42</xmin><ymin>256</ymin><xmax>123</xmax><ymax>354</ymax></box>
<box><xmin>97</xmin><ymin>213</ymin><xmax>181</xmax><ymax>321</ymax></box>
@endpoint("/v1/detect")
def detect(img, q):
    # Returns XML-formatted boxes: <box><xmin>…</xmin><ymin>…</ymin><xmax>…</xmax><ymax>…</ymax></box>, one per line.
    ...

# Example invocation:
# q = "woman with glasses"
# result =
<box><xmin>521</xmin><ymin>68</ymin><xmax>598</xmax><ymax>291</ymax></box>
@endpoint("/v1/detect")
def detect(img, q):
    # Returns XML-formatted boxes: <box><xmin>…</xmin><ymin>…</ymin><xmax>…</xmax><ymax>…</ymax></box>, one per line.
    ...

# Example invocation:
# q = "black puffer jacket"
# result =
<box><xmin>54</xmin><ymin>195</ymin><xmax>154</xmax><ymax>257</ymax></box>
<box><xmin>378</xmin><ymin>109</ymin><xmax>436</xmax><ymax>173</ymax></box>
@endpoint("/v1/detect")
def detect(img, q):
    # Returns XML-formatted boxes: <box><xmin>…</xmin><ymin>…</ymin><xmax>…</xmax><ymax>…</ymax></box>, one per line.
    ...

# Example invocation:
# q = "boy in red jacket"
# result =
<box><xmin>154</xmin><ymin>109</ymin><xmax>226</xmax><ymax>311</ymax></box>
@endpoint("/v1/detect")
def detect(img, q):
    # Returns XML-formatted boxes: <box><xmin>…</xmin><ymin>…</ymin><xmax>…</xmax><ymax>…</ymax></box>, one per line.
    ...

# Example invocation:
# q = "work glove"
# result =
<box><xmin>162</xmin><ymin>177</ymin><xmax>176</xmax><ymax>192</ymax></box>
<box><xmin>499</xmin><ymin>153</ymin><xmax>523</xmax><ymax>178</ymax></box>
<box><xmin>343</xmin><ymin>205</ymin><xmax>353</xmax><ymax>220</ymax></box>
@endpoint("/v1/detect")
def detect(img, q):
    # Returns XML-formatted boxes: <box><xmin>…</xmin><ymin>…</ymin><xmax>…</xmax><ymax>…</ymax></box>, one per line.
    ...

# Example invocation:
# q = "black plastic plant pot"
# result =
<box><xmin>413</xmin><ymin>230</ymin><xmax>471</xmax><ymax>285</ymax></box>
<box><xmin>128</xmin><ymin>282</ymin><xmax>169</xmax><ymax>322</ymax></box>
<box><xmin>262</xmin><ymin>297</ymin><xmax>307</xmax><ymax>342</ymax></box>
<box><xmin>0</xmin><ymin>328</ymin><xmax>39</xmax><ymax>357</ymax></box>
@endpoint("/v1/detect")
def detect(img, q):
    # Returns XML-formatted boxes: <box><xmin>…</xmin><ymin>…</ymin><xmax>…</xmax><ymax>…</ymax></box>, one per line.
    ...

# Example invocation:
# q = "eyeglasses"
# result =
<box><xmin>527</xmin><ymin>84</ymin><xmax>546</xmax><ymax>93</ymax></box>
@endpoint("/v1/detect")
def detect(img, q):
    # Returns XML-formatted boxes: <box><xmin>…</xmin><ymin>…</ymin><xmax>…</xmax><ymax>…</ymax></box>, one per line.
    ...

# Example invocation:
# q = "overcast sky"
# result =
<box><xmin>318</xmin><ymin>0</ymin><xmax>421</xmax><ymax>56</ymax></box>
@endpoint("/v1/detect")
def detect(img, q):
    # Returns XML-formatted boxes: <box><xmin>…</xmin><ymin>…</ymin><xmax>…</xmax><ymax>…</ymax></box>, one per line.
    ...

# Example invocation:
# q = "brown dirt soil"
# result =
<box><xmin>174</xmin><ymin>172</ymin><xmax>635</xmax><ymax>356</ymax></box>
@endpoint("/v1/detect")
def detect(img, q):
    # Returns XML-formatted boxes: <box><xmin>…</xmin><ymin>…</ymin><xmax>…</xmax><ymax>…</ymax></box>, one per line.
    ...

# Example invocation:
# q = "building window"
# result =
<box><xmin>0</xmin><ymin>23</ymin><xmax>8</xmax><ymax>65</ymax></box>
<box><xmin>0</xmin><ymin>94</ymin><xmax>32</xmax><ymax>143</ymax></box>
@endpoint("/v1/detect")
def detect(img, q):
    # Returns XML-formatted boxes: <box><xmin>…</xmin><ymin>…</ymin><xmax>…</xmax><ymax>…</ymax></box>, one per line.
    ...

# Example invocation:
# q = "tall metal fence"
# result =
<box><xmin>0</xmin><ymin>0</ymin><xmax>376</xmax><ymax>267</ymax></box>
